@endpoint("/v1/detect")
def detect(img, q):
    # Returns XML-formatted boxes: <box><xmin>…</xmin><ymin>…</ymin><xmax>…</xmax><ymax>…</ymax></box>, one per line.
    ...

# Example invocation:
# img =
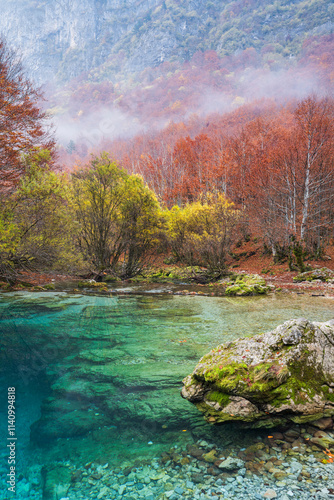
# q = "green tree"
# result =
<box><xmin>117</xmin><ymin>175</ymin><xmax>162</xmax><ymax>278</ymax></box>
<box><xmin>72</xmin><ymin>153</ymin><xmax>162</xmax><ymax>277</ymax></box>
<box><xmin>12</xmin><ymin>150</ymin><xmax>76</xmax><ymax>269</ymax></box>
<box><xmin>72</xmin><ymin>153</ymin><xmax>128</xmax><ymax>270</ymax></box>
<box><xmin>0</xmin><ymin>208</ymin><xmax>20</xmax><ymax>282</ymax></box>
<box><xmin>0</xmin><ymin>149</ymin><xmax>76</xmax><ymax>281</ymax></box>
<box><xmin>167</xmin><ymin>193</ymin><xmax>239</xmax><ymax>278</ymax></box>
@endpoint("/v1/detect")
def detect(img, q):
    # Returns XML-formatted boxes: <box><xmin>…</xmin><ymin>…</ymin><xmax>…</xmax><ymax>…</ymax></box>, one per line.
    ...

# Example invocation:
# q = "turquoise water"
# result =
<box><xmin>0</xmin><ymin>290</ymin><xmax>333</xmax><ymax>499</ymax></box>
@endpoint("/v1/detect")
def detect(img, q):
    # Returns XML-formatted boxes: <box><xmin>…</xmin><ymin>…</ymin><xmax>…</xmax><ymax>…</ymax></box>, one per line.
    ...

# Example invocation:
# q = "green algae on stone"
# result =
<box><xmin>104</xmin><ymin>386</ymin><xmax>202</xmax><ymax>427</ymax></box>
<box><xmin>182</xmin><ymin>318</ymin><xmax>334</xmax><ymax>428</ymax></box>
<box><xmin>43</xmin><ymin>283</ymin><xmax>56</xmax><ymax>290</ymax></box>
<box><xmin>32</xmin><ymin>350</ymin><xmax>199</xmax><ymax>442</ymax></box>
<box><xmin>224</xmin><ymin>274</ymin><xmax>270</xmax><ymax>296</ymax></box>
<box><xmin>77</xmin><ymin>348</ymin><xmax>127</xmax><ymax>363</ymax></box>
<box><xmin>128</xmin><ymin>266</ymin><xmax>202</xmax><ymax>283</ymax></box>
<box><xmin>293</xmin><ymin>267</ymin><xmax>334</xmax><ymax>283</ymax></box>
<box><xmin>77</xmin><ymin>280</ymin><xmax>109</xmax><ymax>289</ymax></box>
<box><xmin>31</xmin><ymin>397</ymin><xmax>111</xmax><ymax>443</ymax></box>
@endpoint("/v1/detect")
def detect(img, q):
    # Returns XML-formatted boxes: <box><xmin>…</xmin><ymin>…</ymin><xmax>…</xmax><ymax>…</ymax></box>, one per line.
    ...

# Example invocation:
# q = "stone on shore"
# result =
<box><xmin>293</xmin><ymin>267</ymin><xmax>334</xmax><ymax>283</ymax></box>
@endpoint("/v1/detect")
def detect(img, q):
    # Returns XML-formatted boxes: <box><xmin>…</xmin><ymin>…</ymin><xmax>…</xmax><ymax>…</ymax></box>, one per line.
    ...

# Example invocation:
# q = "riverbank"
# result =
<box><xmin>1</xmin><ymin>267</ymin><xmax>333</xmax><ymax>298</ymax></box>
<box><xmin>1</xmin><ymin>237</ymin><xmax>334</xmax><ymax>296</ymax></box>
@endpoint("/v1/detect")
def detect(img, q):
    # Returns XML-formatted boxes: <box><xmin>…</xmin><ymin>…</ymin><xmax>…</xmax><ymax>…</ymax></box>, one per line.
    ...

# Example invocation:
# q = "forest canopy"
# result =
<box><xmin>0</xmin><ymin>34</ymin><xmax>334</xmax><ymax>285</ymax></box>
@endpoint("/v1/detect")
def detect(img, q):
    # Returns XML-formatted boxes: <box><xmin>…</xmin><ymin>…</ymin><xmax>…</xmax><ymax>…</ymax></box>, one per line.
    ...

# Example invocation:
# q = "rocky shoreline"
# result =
<box><xmin>1</xmin><ymin>268</ymin><xmax>334</xmax><ymax>298</ymax></box>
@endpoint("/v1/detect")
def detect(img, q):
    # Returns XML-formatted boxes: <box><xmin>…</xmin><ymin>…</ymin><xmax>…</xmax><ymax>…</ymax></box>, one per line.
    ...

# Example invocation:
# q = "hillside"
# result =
<box><xmin>0</xmin><ymin>0</ymin><xmax>333</xmax><ymax>85</ymax></box>
<box><xmin>1</xmin><ymin>1</ymin><xmax>333</xmax><ymax>157</ymax></box>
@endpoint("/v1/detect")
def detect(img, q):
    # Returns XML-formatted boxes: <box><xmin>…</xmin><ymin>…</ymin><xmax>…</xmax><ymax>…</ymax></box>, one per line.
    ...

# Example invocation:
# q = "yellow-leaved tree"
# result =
<box><xmin>71</xmin><ymin>152</ymin><xmax>163</xmax><ymax>278</ymax></box>
<box><xmin>167</xmin><ymin>192</ymin><xmax>239</xmax><ymax>279</ymax></box>
<box><xmin>0</xmin><ymin>149</ymin><xmax>77</xmax><ymax>282</ymax></box>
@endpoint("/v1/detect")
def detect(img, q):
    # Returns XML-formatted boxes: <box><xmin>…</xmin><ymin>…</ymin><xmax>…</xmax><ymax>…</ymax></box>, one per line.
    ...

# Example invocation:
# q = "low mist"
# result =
<box><xmin>52</xmin><ymin>60</ymin><xmax>325</xmax><ymax>157</ymax></box>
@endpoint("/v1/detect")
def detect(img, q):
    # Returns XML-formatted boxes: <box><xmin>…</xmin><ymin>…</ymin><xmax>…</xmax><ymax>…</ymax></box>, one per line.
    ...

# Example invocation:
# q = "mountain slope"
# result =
<box><xmin>0</xmin><ymin>0</ymin><xmax>333</xmax><ymax>84</ymax></box>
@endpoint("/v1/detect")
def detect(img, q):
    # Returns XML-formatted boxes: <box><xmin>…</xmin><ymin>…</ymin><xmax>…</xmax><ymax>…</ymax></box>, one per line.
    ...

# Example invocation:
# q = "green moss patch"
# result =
<box><xmin>224</xmin><ymin>274</ymin><xmax>269</xmax><ymax>296</ymax></box>
<box><xmin>129</xmin><ymin>266</ymin><xmax>199</xmax><ymax>283</ymax></box>
<box><xmin>293</xmin><ymin>267</ymin><xmax>334</xmax><ymax>283</ymax></box>
<box><xmin>205</xmin><ymin>390</ymin><xmax>231</xmax><ymax>406</ymax></box>
<box><xmin>77</xmin><ymin>280</ymin><xmax>109</xmax><ymax>289</ymax></box>
<box><xmin>196</xmin><ymin>357</ymin><xmax>291</xmax><ymax>404</ymax></box>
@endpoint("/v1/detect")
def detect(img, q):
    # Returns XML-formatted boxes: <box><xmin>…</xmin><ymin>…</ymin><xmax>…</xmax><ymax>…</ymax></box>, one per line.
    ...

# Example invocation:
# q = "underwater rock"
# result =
<box><xmin>31</xmin><ymin>357</ymin><xmax>202</xmax><ymax>442</ymax></box>
<box><xmin>218</xmin><ymin>456</ymin><xmax>244</xmax><ymax>470</ymax></box>
<box><xmin>310</xmin><ymin>431</ymin><xmax>334</xmax><ymax>450</ymax></box>
<box><xmin>181</xmin><ymin>318</ymin><xmax>334</xmax><ymax>428</ymax></box>
<box><xmin>202</xmin><ymin>448</ymin><xmax>218</xmax><ymax>462</ymax></box>
<box><xmin>30</xmin><ymin>398</ymin><xmax>111</xmax><ymax>443</ymax></box>
<box><xmin>41</xmin><ymin>464</ymin><xmax>71</xmax><ymax>500</ymax></box>
<box><xmin>104</xmin><ymin>386</ymin><xmax>200</xmax><ymax>427</ymax></box>
<box><xmin>311</xmin><ymin>417</ymin><xmax>333</xmax><ymax>430</ymax></box>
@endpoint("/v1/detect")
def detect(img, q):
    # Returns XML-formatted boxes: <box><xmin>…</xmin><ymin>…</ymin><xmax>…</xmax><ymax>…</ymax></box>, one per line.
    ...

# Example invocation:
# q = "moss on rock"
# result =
<box><xmin>182</xmin><ymin>318</ymin><xmax>334</xmax><ymax>428</ymax></box>
<box><xmin>77</xmin><ymin>280</ymin><xmax>109</xmax><ymax>289</ymax></box>
<box><xmin>293</xmin><ymin>267</ymin><xmax>334</xmax><ymax>283</ymax></box>
<box><xmin>224</xmin><ymin>274</ymin><xmax>270</xmax><ymax>296</ymax></box>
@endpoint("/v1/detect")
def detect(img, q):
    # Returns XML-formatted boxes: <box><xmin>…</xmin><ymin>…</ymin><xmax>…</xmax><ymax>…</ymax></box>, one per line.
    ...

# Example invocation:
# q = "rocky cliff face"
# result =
<box><xmin>0</xmin><ymin>0</ymin><xmax>161</xmax><ymax>83</ymax></box>
<box><xmin>0</xmin><ymin>0</ymin><xmax>207</xmax><ymax>84</ymax></box>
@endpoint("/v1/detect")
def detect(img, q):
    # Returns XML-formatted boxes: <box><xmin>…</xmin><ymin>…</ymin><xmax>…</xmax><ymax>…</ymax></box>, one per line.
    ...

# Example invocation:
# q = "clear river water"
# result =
<box><xmin>0</xmin><ymin>289</ymin><xmax>333</xmax><ymax>500</ymax></box>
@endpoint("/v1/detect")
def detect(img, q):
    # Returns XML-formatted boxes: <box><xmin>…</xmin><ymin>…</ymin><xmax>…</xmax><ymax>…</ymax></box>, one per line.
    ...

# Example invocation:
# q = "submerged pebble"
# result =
<box><xmin>2</xmin><ymin>424</ymin><xmax>332</xmax><ymax>500</ymax></box>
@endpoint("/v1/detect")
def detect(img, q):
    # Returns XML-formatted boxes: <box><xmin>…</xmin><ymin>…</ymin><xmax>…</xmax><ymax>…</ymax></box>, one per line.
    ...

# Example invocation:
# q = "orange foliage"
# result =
<box><xmin>0</xmin><ymin>38</ymin><xmax>55</xmax><ymax>189</ymax></box>
<box><xmin>58</xmin><ymin>33</ymin><xmax>334</xmax><ymax>252</ymax></box>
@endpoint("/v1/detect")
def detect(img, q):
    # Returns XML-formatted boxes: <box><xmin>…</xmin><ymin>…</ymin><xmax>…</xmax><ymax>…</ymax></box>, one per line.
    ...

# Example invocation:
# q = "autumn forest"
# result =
<box><xmin>1</xmin><ymin>27</ymin><xmax>334</xmax><ymax>284</ymax></box>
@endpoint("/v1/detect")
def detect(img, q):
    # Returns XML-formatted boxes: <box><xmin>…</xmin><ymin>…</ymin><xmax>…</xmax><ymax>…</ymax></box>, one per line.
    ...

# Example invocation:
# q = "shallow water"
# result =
<box><xmin>0</xmin><ymin>291</ymin><xmax>333</xmax><ymax>499</ymax></box>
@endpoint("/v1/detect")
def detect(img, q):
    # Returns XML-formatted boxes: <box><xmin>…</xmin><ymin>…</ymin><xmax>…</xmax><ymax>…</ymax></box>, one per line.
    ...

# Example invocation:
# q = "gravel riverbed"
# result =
<box><xmin>3</xmin><ymin>422</ymin><xmax>334</xmax><ymax>500</ymax></box>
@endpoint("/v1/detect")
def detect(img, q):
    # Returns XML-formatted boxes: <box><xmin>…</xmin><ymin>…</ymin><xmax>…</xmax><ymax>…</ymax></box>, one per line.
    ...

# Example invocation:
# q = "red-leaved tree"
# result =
<box><xmin>0</xmin><ymin>37</ymin><xmax>55</xmax><ymax>189</ymax></box>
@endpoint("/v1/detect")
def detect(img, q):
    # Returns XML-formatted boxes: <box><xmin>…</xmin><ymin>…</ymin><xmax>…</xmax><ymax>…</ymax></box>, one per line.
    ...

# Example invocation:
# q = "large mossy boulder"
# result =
<box><xmin>182</xmin><ymin>318</ymin><xmax>334</xmax><ymax>428</ymax></box>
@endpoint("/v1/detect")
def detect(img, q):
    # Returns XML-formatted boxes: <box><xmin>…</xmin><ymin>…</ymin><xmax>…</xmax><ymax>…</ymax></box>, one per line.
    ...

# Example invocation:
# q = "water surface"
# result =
<box><xmin>0</xmin><ymin>291</ymin><xmax>333</xmax><ymax>498</ymax></box>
